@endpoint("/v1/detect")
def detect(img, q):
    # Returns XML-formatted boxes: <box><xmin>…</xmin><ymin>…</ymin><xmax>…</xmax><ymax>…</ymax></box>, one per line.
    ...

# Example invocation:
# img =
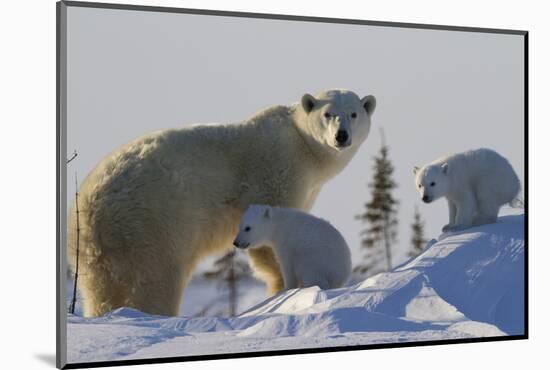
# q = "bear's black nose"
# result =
<box><xmin>233</xmin><ymin>239</ymin><xmax>239</xmax><ymax>247</ymax></box>
<box><xmin>335</xmin><ymin>130</ymin><xmax>349</xmax><ymax>144</ymax></box>
<box><xmin>422</xmin><ymin>195</ymin><xmax>430</xmax><ymax>203</ymax></box>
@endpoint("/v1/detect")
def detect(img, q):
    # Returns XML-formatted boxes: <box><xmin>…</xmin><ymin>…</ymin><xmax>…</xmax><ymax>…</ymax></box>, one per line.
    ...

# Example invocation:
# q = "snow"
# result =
<box><xmin>66</xmin><ymin>214</ymin><xmax>525</xmax><ymax>365</ymax></box>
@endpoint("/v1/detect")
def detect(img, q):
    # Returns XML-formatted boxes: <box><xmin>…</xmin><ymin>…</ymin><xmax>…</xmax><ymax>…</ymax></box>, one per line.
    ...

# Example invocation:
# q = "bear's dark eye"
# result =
<box><xmin>430</xmin><ymin>182</ymin><xmax>436</xmax><ymax>187</ymax></box>
<box><xmin>351</xmin><ymin>112</ymin><xmax>357</xmax><ymax>118</ymax></box>
<box><xmin>244</xmin><ymin>226</ymin><xmax>251</xmax><ymax>232</ymax></box>
<box><xmin>324</xmin><ymin>112</ymin><xmax>331</xmax><ymax>118</ymax></box>
<box><xmin>418</xmin><ymin>184</ymin><xmax>422</xmax><ymax>188</ymax></box>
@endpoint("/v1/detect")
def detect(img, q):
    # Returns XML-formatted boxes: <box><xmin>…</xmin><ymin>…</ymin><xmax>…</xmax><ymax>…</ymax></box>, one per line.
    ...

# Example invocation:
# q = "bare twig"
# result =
<box><xmin>69</xmin><ymin>171</ymin><xmax>80</xmax><ymax>314</ymax></box>
<box><xmin>67</xmin><ymin>150</ymin><xmax>78</xmax><ymax>164</ymax></box>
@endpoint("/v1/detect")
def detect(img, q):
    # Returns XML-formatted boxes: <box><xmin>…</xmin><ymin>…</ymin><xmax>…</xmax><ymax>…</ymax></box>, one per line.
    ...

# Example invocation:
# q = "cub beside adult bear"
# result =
<box><xmin>234</xmin><ymin>205</ymin><xmax>352</xmax><ymax>290</ymax></box>
<box><xmin>68</xmin><ymin>89</ymin><xmax>376</xmax><ymax>317</ymax></box>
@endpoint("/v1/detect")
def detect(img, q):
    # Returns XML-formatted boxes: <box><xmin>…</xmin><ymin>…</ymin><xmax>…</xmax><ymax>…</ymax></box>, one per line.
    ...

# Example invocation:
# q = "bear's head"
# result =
<box><xmin>299</xmin><ymin>89</ymin><xmax>376</xmax><ymax>152</ymax></box>
<box><xmin>413</xmin><ymin>163</ymin><xmax>450</xmax><ymax>203</ymax></box>
<box><xmin>233</xmin><ymin>205</ymin><xmax>274</xmax><ymax>250</ymax></box>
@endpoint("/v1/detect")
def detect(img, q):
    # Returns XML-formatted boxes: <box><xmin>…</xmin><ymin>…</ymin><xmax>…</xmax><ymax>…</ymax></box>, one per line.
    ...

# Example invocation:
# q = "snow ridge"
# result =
<box><xmin>67</xmin><ymin>214</ymin><xmax>524</xmax><ymax>363</ymax></box>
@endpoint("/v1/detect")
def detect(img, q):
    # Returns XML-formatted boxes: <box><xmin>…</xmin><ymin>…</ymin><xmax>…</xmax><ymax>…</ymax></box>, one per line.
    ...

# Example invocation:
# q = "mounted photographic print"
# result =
<box><xmin>56</xmin><ymin>1</ymin><xmax>528</xmax><ymax>368</ymax></box>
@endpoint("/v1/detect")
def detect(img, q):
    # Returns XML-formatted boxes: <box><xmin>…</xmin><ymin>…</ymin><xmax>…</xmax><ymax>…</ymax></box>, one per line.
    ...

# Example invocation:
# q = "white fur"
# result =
<box><xmin>414</xmin><ymin>148</ymin><xmax>520</xmax><ymax>232</ymax></box>
<box><xmin>234</xmin><ymin>205</ymin><xmax>352</xmax><ymax>290</ymax></box>
<box><xmin>68</xmin><ymin>89</ymin><xmax>375</xmax><ymax>317</ymax></box>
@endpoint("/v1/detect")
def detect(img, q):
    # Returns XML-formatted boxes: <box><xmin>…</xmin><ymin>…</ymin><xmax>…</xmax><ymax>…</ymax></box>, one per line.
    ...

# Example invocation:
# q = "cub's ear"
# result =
<box><xmin>301</xmin><ymin>93</ymin><xmax>317</xmax><ymax>114</ymax></box>
<box><xmin>441</xmin><ymin>163</ymin><xmax>449</xmax><ymax>174</ymax></box>
<box><xmin>263</xmin><ymin>206</ymin><xmax>272</xmax><ymax>219</ymax></box>
<box><xmin>361</xmin><ymin>95</ymin><xmax>376</xmax><ymax>117</ymax></box>
<box><xmin>413</xmin><ymin>166</ymin><xmax>420</xmax><ymax>175</ymax></box>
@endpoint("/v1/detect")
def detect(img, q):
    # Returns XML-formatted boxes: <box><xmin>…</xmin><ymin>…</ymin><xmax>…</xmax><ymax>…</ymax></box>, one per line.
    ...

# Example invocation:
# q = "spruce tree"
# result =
<box><xmin>202</xmin><ymin>250</ymin><xmax>250</xmax><ymax>316</ymax></box>
<box><xmin>355</xmin><ymin>137</ymin><xmax>399</xmax><ymax>276</ymax></box>
<box><xmin>409</xmin><ymin>205</ymin><xmax>427</xmax><ymax>258</ymax></box>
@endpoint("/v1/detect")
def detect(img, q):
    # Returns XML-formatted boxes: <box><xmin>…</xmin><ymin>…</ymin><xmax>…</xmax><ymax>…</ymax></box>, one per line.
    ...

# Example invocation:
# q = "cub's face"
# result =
<box><xmin>301</xmin><ymin>90</ymin><xmax>376</xmax><ymax>152</ymax></box>
<box><xmin>233</xmin><ymin>205</ymin><xmax>273</xmax><ymax>250</ymax></box>
<box><xmin>414</xmin><ymin>164</ymin><xmax>450</xmax><ymax>203</ymax></box>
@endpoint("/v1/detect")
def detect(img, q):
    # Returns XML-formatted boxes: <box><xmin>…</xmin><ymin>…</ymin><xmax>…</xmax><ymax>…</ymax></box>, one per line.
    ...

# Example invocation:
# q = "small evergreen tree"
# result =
<box><xmin>355</xmin><ymin>134</ymin><xmax>399</xmax><ymax>276</ymax></box>
<box><xmin>409</xmin><ymin>205</ymin><xmax>427</xmax><ymax>258</ymax></box>
<box><xmin>202</xmin><ymin>250</ymin><xmax>251</xmax><ymax>316</ymax></box>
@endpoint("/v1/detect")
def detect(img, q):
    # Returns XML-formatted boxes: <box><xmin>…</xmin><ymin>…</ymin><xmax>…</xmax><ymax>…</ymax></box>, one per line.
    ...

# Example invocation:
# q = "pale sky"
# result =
<box><xmin>66</xmin><ymin>6</ymin><xmax>524</xmax><ymax>271</ymax></box>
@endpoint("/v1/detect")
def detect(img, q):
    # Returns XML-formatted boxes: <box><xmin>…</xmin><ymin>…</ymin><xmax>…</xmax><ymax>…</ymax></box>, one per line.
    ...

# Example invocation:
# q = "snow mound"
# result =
<box><xmin>238</xmin><ymin>215</ymin><xmax>524</xmax><ymax>336</ymax></box>
<box><xmin>67</xmin><ymin>215</ymin><xmax>524</xmax><ymax>364</ymax></box>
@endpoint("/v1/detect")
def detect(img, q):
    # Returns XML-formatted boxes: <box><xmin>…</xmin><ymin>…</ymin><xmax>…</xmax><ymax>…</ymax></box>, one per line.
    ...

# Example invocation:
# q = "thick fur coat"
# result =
<box><xmin>68</xmin><ymin>89</ymin><xmax>375</xmax><ymax>317</ymax></box>
<box><xmin>234</xmin><ymin>205</ymin><xmax>352</xmax><ymax>290</ymax></box>
<box><xmin>414</xmin><ymin>148</ymin><xmax>520</xmax><ymax>232</ymax></box>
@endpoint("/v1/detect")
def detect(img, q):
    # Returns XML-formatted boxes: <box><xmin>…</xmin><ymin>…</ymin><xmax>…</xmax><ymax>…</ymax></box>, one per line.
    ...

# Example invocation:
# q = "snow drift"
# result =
<box><xmin>67</xmin><ymin>214</ymin><xmax>525</xmax><ymax>364</ymax></box>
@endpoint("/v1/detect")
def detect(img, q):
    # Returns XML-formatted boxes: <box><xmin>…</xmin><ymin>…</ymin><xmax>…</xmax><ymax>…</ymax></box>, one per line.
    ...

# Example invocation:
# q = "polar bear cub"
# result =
<box><xmin>414</xmin><ymin>148</ymin><xmax>520</xmax><ymax>232</ymax></box>
<box><xmin>233</xmin><ymin>205</ymin><xmax>351</xmax><ymax>290</ymax></box>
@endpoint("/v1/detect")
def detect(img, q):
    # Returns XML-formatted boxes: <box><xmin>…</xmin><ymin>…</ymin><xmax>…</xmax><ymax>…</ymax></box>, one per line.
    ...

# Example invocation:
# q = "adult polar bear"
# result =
<box><xmin>69</xmin><ymin>89</ymin><xmax>376</xmax><ymax>317</ymax></box>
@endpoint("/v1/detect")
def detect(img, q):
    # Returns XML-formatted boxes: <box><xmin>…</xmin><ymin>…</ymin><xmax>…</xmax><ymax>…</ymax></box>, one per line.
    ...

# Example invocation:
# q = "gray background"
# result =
<box><xmin>66</xmin><ymin>7</ymin><xmax>524</xmax><ymax>270</ymax></box>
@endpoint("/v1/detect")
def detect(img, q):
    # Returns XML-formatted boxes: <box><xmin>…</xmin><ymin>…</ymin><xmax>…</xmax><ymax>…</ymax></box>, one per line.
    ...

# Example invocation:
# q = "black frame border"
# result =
<box><xmin>56</xmin><ymin>1</ymin><xmax>529</xmax><ymax>369</ymax></box>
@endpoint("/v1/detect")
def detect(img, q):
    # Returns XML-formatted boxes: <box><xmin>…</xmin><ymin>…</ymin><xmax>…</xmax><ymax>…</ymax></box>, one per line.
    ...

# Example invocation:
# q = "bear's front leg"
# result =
<box><xmin>247</xmin><ymin>246</ymin><xmax>285</xmax><ymax>295</ymax></box>
<box><xmin>442</xmin><ymin>198</ymin><xmax>458</xmax><ymax>232</ymax></box>
<box><xmin>282</xmin><ymin>264</ymin><xmax>299</xmax><ymax>290</ymax></box>
<box><xmin>448</xmin><ymin>191</ymin><xmax>477</xmax><ymax>232</ymax></box>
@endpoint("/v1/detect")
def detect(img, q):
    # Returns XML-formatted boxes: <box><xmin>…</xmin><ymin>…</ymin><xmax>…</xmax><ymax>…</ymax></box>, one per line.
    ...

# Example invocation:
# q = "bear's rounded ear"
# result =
<box><xmin>361</xmin><ymin>95</ymin><xmax>376</xmax><ymax>117</ymax></box>
<box><xmin>413</xmin><ymin>166</ymin><xmax>420</xmax><ymax>175</ymax></box>
<box><xmin>441</xmin><ymin>163</ymin><xmax>449</xmax><ymax>174</ymax></box>
<box><xmin>301</xmin><ymin>93</ymin><xmax>317</xmax><ymax>114</ymax></box>
<box><xmin>263</xmin><ymin>206</ymin><xmax>272</xmax><ymax>219</ymax></box>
